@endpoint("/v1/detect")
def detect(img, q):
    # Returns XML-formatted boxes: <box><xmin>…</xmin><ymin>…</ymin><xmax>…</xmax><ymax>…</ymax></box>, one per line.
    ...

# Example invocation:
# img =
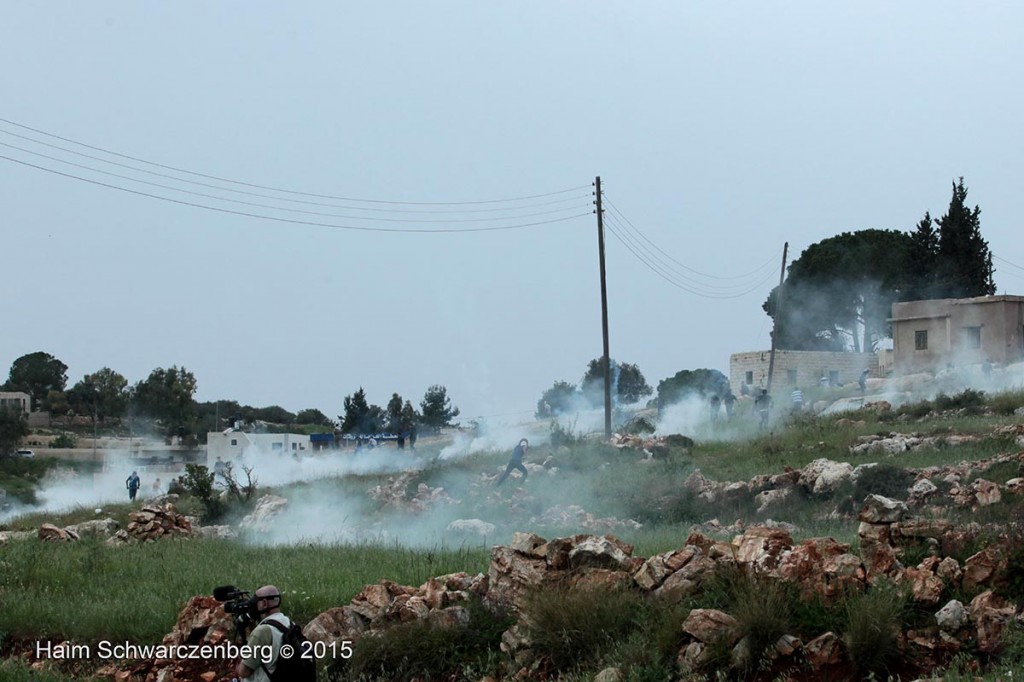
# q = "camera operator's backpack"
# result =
<box><xmin>262</xmin><ymin>619</ymin><xmax>316</xmax><ymax>682</ymax></box>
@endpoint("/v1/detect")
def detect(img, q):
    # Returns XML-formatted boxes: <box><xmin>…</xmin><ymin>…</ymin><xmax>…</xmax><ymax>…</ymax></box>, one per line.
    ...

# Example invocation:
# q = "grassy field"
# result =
<box><xmin>3</xmin><ymin>388</ymin><xmax>1024</xmax><ymax>680</ymax></box>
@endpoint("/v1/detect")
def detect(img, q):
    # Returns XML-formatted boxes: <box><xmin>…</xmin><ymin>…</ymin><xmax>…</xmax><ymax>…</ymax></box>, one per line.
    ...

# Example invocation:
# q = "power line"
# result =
<box><xmin>0</xmin><ymin>153</ymin><xmax>592</xmax><ymax>234</ymax></box>
<box><xmin>0</xmin><ymin>140</ymin><xmax>591</xmax><ymax>225</ymax></box>
<box><xmin>604</xmin><ymin>195</ymin><xmax>780</xmax><ymax>282</ymax></box>
<box><xmin>0</xmin><ymin>116</ymin><xmax>589</xmax><ymax>206</ymax></box>
<box><xmin>603</xmin><ymin>215</ymin><xmax>777</xmax><ymax>298</ymax></box>
<box><xmin>603</xmin><ymin>213</ymin><xmax>777</xmax><ymax>294</ymax></box>
<box><xmin>0</xmin><ymin>125</ymin><xmax>591</xmax><ymax>215</ymax></box>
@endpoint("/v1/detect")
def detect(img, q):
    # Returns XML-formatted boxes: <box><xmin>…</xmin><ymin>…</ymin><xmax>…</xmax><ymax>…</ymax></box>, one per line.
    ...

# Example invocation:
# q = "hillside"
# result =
<box><xmin>2</xmin><ymin>386</ymin><xmax>1024</xmax><ymax>680</ymax></box>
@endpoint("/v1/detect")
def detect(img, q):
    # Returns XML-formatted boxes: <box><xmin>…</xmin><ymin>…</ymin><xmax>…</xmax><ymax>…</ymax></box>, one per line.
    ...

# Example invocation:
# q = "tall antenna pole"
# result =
<box><xmin>595</xmin><ymin>176</ymin><xmax>612</xmax><ymax>440</ymax></box>
<box><xmin>766</xmin><ymin>242</ymin><xmax>789</xmax><ymax>394</ymax></box>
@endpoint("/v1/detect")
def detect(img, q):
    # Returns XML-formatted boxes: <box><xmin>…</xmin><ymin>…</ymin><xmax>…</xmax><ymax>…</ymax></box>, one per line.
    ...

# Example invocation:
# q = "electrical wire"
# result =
<box><xmin>0</xmin><ymin>125</ymin><xmax>591</xmax><ymax>215</ymax></box>
<box><xmin>604</xmin><ymin>195</ymin><xmax>780</xmax><ymax>282</ymax></box>
<box><xmin>603</xmin><ymin>212</ymin><xmax>777</xmax><ymax>294</ymax></box>
<box><xmin>0</xmin><ymin>116</ymin><xmax>589</xmax><ymax>206</ymax></box>
<box><xmin>0</xmin><ymin>153</ymin><xmax>592</xmax><ymax>234</ymax></box>
<box><xmin>603</xmin><ymin>215</ymin><xmax>777</xmax><ymax>298</ymax></box>
<box><xmin>0</xmin><ymin>140</ymin><xmax>591</xmax><ymax>225</ymax></box>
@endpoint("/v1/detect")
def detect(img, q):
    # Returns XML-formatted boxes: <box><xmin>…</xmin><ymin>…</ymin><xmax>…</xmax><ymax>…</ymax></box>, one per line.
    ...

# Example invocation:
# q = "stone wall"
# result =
<box><xmin>729</xmin><ymin>349</ymin><xmax>879</xmax><ymax>395</ymax></box>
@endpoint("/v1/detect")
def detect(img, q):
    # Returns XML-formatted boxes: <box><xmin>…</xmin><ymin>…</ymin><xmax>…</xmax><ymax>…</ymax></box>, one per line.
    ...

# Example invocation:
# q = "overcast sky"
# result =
<box><xmin>2</xmin><ymin>3</ymin><xmax>1022</xmax><ymax>425</ymax></box>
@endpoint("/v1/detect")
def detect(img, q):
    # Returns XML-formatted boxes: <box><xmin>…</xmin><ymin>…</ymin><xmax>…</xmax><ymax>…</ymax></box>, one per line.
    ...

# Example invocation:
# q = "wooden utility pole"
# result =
<box><xmin>595</xmin><ymin>176</ymin><xmax>612</xmax><ymax>440</ymax></box>
<box><xmin>765</xmin><ymin>242</ymin><xmax>789</xmax><ymax>394</ymax></box>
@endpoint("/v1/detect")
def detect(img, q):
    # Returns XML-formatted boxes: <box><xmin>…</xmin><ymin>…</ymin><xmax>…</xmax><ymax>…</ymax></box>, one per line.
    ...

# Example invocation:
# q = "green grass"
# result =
<box><xmin>0</xmin><ymin>537</ymin><xmax>488</xmax><ymax>644</ymax></box>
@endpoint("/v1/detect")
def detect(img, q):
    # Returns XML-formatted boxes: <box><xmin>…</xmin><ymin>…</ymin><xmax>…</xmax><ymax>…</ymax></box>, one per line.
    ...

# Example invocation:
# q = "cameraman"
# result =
<box><xmin>236</xmin><ymin>585</ymin><xmax>290</xmax><ymax>680</ymax></box>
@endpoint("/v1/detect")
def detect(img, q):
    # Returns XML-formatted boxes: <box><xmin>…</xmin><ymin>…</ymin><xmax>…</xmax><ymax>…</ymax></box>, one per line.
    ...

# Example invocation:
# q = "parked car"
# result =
<box><xmin>15</xmin><ymin>449</ymin><xmax>35</xmax><ymax>458</ymax></box>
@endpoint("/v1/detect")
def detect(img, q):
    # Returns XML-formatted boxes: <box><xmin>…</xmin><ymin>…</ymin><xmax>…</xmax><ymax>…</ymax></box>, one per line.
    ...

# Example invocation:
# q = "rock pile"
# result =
<box><xmin>124</xmin><ymin>504</ymin><xmax>193</xmax><ymax>542</ymax></box>
<box><xmin>366</xmin><ymin>471</ymin><xmax>456</xmax><ymax>513</ymax></box>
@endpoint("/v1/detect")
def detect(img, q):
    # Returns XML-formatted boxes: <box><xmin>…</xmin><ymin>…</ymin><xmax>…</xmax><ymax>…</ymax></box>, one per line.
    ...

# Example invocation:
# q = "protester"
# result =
<box><xmin>126</xmin><ymin>471</ymin><xmax>141</xmax><ymax>501</ymax></box>
<box><xmin>754</xmin><ymin>390</ymin><xmax>772</xmax><ymax>429</ymax></box>
<box><xmin>723</xmin><ymin>391</ymin><xmax>736</xmax><ymax>420</ymax></box>
<box><xmin>791</xmin><ymin>388</ymin><xmax>804</xmax><ymax>413</ymax></box>
<box><xmin>496</xmin><ymin>438</ymin><xmax>529</xmax><ymax>486</ymax></box>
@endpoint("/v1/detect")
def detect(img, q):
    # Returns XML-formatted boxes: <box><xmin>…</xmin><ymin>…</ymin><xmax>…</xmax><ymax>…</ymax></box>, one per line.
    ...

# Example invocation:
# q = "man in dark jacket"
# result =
<box><xmin>496</xmin><ymin>438</ymin><xmax>529</xmax><ymax>486</ymax></box>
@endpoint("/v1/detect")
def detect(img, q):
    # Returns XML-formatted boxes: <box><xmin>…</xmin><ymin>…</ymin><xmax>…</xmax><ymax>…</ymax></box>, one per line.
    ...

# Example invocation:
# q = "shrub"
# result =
<box><xmin>523</xmin><ymin>584</ymin><xmax>649</xmax><ymax>671</ymax></box>
<box><xmin>333</xmin><ymin>596</ymin><xmax>512</xmax><ymax>681</ymax></box>
<box><xmin>550</xmin><ymin>419</ymin><xmax>584</xmax><ymax>448</ymax></box>
<box><xmin>988</xmin><ymin>390</ymin><xmax>1024</xmax><ymax>416</ymax></box>
<box><xmin>843</xmin><ymin>581</ymin><xmax>907</xmax><ymax>677</ymax></box>
<box><xmin>935</xmin><ymin>388</ymin><xmax>986</xmax><ymax>412</ymax></box>
<box><xmin>728</xmin><ymin>574</ymin><xmax>794</xmax><ymax>674</ymax></box>
<box><xmin>180</xmin><ymin>463</ymin><xmax>225</xmax><ymax>522</ymax></box>
<box><xmin>852</xmin><ymin>463</ymin><xmax>915</xmax><ymax>502</ymax></box>
<box><xmin>50</xmin><ymin>433</ymin><xmax>77</xmax><ymax>448</ymax></box>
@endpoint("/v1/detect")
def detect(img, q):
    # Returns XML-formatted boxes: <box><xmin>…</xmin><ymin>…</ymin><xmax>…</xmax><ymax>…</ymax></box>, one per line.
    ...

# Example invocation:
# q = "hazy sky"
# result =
<box><xmin>2</xmin><ymin>3</ymin><xmax>1022</xmax><ymax>424</ymax></box>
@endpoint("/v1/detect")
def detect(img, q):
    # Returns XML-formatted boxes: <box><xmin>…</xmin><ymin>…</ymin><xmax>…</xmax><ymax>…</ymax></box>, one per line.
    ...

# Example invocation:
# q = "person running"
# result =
<box><xmin>496</xmin><ymin>438</ymin><xmax>529</xmax><ymax>486</ymax></box>
<box><xmin>126</xmin><ymin>471</ymin><xmax>141</xmax><ymax>501</ymax></box>
<box><xmin>754</xmin><ymin>390</ymin><xmax>772</xmax><ymax>429</ymax></box>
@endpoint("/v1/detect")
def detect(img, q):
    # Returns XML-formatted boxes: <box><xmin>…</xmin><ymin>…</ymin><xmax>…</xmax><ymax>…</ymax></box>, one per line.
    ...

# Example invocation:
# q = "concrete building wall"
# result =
<box><xmin>0</xmin><ymin>391</ymin><xmax>31</xmax><ymax>414</ymax></box>
<box><xmin>730</xmin><ymin>350</ymin><xmax>879</xmax><ymax>395</ymax></box>
<box><xmin>891</xmin><ymin>295</ymin><xmax>1024</xmax><ymax>374</ymax></box>
<box><xmin>206</xmin><ymin>431</ymin><xmax>310</xmax><ymax>465</ymax></box>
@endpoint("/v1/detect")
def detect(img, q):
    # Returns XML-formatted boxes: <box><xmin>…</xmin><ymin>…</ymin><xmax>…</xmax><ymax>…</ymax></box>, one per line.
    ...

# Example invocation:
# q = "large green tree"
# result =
<box><xmin>339</xmin><ymin>388</ymin><xmax>385</xmax><ymax>435</ymax></box>
<box><xmin>933</xmin><ymin>178</ymin><xmax>995</xmax><ymax>299</ymax></box>
<box><xmin>656</xmin><ymin>369</ymin><xmax>730</xmax><ymax>410</ymax></box>
<box><xmin>581</xmin><ymin>359</ymin><xmax>653</xmax><ymax>407</ymax></box>
<box><xmin>420</xmin><ymin>385</ymin><xmax>459</xmax><ymax>433</ymax></box>
<box><xmin>67</xmin><ymin>367</ymin><xmax>129</xmax><ymax>423</ymax></box>
<box><xmin>296</xmin><ymin>408</ymin><xmax>334</xmax><ymax>427</ymax></box>
<box><xmin>132</xmin><ymin>366</ymin><xmax>198</xmax><ymax>431</ymax></box>
<box><xmin>763</xmin><ymin>229</ymin><xmax>914</xmax><ymax>352</ymax></box>
<box><xmin>536</xmin><ymin>380</ymin><xmax>578</xmax><ymax>418</ymax></box>
<box><xmin>4</xmin><ymin>351</ymin><xmax>68</xmax><ymax>411</ymax></box>
<box><xmin>763</xmin><ymin>180</ymin><xmax>996</xmax><ymax>351</ymax></box>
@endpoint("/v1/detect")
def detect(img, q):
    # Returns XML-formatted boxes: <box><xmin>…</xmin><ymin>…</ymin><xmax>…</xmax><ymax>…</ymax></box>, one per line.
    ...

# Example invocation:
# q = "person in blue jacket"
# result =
<box><xmin>496</xmin><ymin>438</ymin><xmax>529</xmax><ymax>487</ymax></box>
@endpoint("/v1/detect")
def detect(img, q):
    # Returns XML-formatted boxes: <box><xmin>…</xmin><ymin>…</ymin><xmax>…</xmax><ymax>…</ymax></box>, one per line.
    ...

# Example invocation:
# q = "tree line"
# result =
<box><xmin>0</xmin><ymin>351</ymin><xmax>463</xmax><ymax>450</ymax></box>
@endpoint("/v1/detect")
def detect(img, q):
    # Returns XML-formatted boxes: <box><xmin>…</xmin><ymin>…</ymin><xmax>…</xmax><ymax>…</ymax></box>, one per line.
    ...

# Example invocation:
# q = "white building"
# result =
<box><xmin>0</xmin><ymin>391</ymin><xmax>31</xmax><ymax>414</ymax></box>
<box><xmin>206</xmin><ymin>430</ymin><xmax>310</xmax><ymax>466</ymax></box>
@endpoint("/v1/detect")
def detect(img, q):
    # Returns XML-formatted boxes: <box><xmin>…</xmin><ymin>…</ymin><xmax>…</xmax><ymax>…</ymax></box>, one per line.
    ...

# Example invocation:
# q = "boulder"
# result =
<box><xmin>64</xmin><ymin>518</ymin><xmax>118</xmax><ymax>538</ymax></box>
<box><xmin>238</xmin><ymin>495</ymin><xmax>288</xmax><ymax>532</ymax></box>
<box><xmin>935</xmin><ymin>599</ymin><xmax>968</xmax><ymax>633</ymax></box>
<box><xmin>304</xmin><ymin>606</ymin><xmax>368</xmax><ymax>644</ymax></box>
<box><xmin>732</xmin><ymin>526</ymin><xmax>793</xmax><ymax>571</ymax></box>
<box><xmin>969</xmin><ymin>590</ymin><xmax>1017</xmax><ymax>653</ymax></box>
<box><xmin>799</xmin><ymin>459</ymin><xmax>854</xmax><ymax>494</ymax></box>
<box><xmin>803</xmin><ymin>632</ymin><xmax>844</xmax><ymax>669</ymax></box>
<box><xmin>754</xmin><ymin>488</ymin><xmax>792</xmax><ymax>514</ymax></box>
<box><xmin>567</xmin><ymin>536</ymin><xmax>632</xmax><ymax>571</ymax></box>
<box><xmin>963</xmin><ymin>545</ymin><xmax>1009</xmax><ymax>593</ymax></box>
<box><xmin>858</xmin><ymin>494</ymin><xmax>908</xmax><ymax>524</ymax></box>
<box><xmin>38</xmin><ymin>524</ymin><xmax>80</xmax><ymax>542</ymax></box>
<box><xmin>972</xmin><ymin>479</ymin><xmax>1001</xmax><ymax>506</ymax></box>
<box><xmin>682</xmin><ymin>609</ymin><xmax>739</xmax><ymax>645</ymax></box>
<box><xmin>487</xmin><ymin>545</ymin><xmax>552</xmax><ymax>607</ymax></box>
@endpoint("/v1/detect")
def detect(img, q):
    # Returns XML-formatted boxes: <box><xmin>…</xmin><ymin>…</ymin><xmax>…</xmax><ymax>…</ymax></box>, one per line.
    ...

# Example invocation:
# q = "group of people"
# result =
<box><xmin>125</xmin><ymin>471</ymin><xmax>186</xmax><ymax>501</ymax></box>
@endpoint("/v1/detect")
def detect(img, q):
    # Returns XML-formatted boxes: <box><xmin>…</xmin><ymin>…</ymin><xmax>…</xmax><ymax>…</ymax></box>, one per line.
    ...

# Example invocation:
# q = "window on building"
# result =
<box><xmin>965</xmin><ymin>326</ymin><xmax>981</xmax><ymax>349</ymax></box>
<box><xmin>829</xmin><ymin>370</ymin><xmax>840</xmax><ymax>385</ymax></box>
<box><xmin>786</xmin><ymin>369</ymin><xmax>797</xmax><ymax>385</ymax></box>
<box><xmin>292</xmin><ymin>442</ymin><xmax>297</xmax><ymax>450</ymax></box>
<box><xmin>915</xmin><ymin>330</ymin><xmax>928</xmax><ymax>350</ymax></box>
<box><xmin>745</xmin><ymin>371</ymin><xmax>753</xmax><ymax>385</ymax></box>
<box><xmin>272</xmin><ymin>442</ymin><xmax>283</xmax><ymax>451</ymax></box>
<box><xmin>230</xmin><ymin>439</ymin><xmax>237</xmax><ymax>446</ymax></box>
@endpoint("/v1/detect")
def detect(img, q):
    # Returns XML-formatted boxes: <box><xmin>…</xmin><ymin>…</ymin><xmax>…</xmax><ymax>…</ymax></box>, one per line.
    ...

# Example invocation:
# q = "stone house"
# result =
<box><xmin>730</xmin><ymin>350</ymin><xmax>879</xmax><ymax>395</ymax></box>
<box><xmin>890</xmin><ymin>295</ymin><xmax>1024</xmax><ymax>374</ymax></box>
<box><xmin>0</xmin><ymin>391</ymin><xmax>31</xmax><ymax>414</ymax></box>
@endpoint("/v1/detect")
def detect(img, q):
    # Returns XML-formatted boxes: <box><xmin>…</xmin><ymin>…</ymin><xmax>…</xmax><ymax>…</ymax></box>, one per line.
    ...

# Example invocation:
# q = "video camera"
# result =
<box><xmin>213</xmin><ymin>585</ymin><xmax>259</xmax><ymax>636</ymax></box>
